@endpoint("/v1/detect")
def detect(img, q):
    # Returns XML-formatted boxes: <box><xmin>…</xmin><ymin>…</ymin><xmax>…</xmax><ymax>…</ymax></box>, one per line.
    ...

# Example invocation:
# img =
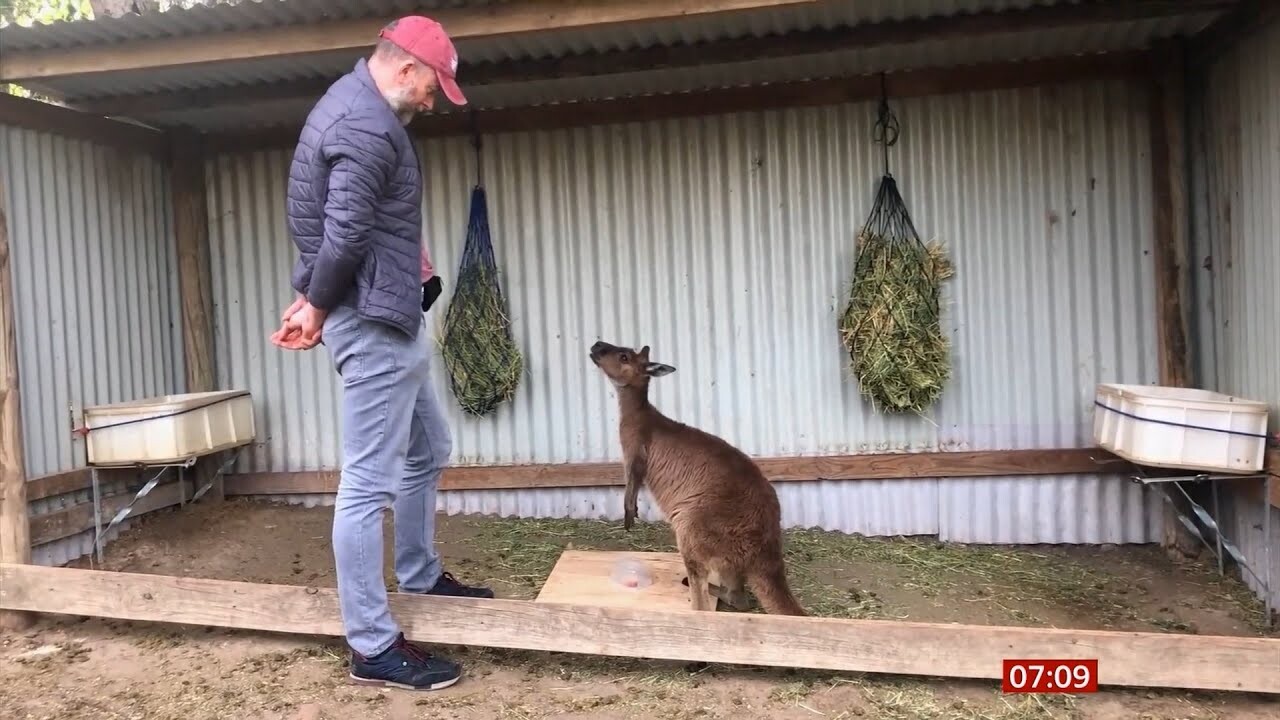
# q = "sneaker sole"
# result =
<box><xmin>349</xmin><ymin>673</ymin><xmax>461</xmax><ymax>691</ymax></box>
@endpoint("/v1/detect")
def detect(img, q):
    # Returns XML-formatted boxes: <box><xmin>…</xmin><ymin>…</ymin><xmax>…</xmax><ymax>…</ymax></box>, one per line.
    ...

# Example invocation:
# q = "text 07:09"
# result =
<box><xmin>1002</xmin><ymin>659</ymin><xmax>1099</xmax><ymax>693</ymax></box>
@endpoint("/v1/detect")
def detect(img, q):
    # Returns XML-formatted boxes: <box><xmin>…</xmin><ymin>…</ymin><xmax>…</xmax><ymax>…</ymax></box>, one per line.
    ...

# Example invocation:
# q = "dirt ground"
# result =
<box><xmin>2</xmin><ymin>498</ymin><xmax>1278</xmax><ymax>720</ymax></box>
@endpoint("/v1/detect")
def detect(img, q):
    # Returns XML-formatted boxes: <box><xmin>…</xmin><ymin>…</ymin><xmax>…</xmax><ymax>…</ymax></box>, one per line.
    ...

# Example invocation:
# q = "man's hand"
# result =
<box><xmin>279</xmin><ymin>294</ymin><xmax>306</xmax><ymax>324</ymax></box>
<box><xmin>270</xmin><ymin>296</ymin><xmax>328</xmax><ymax>350</ymax></box>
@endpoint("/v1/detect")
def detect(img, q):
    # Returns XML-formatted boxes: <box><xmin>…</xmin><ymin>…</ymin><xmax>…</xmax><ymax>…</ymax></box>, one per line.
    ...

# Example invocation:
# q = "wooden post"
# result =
<box><xmin>169</xmin><ymin>130</ymin><xmax>222</xmax><ymax>501</ymax></box>
<box><xmin>171</xmin><ymin>129</ymin><xmax>215</xmax><ymax>394</ymax></box>
<box><xmin>1148</xmin><ymin>40</ymin><xmax>1201</xmax><ymax>560</ymax></box>
<box><xmin>0</xmin><ymin>172</ymin><xmax>35</xmax><ymax>631</ymax></box>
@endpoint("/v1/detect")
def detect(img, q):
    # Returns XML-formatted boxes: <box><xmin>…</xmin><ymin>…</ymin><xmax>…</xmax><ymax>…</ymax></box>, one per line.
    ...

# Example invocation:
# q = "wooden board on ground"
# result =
<box><xmin>2</xmin><ymin>563</ymin><xmax>1278</xmax><ymax>695</ymax></box>
<box><xmin>535</xmin><ymin>550</ymin><xmax>690</xmax><ymax>611</ymax></box>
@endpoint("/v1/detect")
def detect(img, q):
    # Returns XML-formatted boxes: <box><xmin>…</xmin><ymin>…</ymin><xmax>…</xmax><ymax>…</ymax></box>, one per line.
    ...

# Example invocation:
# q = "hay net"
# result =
<box><xmin>839</xmin><ymin>75</ymin><xmax>953</xmax><ymax>415</ymax></box>
<box><xmin>440</xmin><ymin>130</ymin><xmax>523</xmax><ymax>417</ymax></box>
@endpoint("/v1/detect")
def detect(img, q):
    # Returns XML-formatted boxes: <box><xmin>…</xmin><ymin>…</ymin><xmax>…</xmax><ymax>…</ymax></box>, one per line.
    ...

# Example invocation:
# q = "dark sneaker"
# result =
<box><xmin>422</xmin><ymin>571</ymin><xmax>495</xmax><ymax>599</ymax></box>
<box><xmin>349</xmin><ymin>633</ymin><xmax>461</xmax><ymax>691</ymax></box>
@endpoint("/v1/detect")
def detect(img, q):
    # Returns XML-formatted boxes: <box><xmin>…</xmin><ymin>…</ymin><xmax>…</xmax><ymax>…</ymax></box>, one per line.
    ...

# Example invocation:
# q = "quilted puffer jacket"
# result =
<box><xmin>286</xmin><ymin>57</ymin><xmax>426</xmax><ymax>337</ymax></box>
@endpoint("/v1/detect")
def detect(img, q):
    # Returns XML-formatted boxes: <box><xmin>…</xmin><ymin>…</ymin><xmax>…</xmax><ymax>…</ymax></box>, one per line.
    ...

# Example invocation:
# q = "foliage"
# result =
<box><xmin>1</xmin><ymin>0</ymin><xmax>94</xmax><ymax>97</ymax></box>
<box><xmin>0</xmin><ymin>0</ymin><xmax>93</xmax><ymax>27</ymax></box>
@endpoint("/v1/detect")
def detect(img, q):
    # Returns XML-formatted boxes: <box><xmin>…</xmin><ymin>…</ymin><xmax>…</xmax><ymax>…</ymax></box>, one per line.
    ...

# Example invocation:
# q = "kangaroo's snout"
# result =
<box><xmin>589</xmin><ymin>341</ymin><xmax>610</xmax><ymax>363</ymax></box>
<box><xmin>589</xmin><ymin>340</ymin><xmax>623</xmax><ymax>364</ymax></box>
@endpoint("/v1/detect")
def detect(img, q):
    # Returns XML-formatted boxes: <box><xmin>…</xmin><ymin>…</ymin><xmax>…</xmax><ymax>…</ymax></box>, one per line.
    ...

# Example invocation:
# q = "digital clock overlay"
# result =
<box><xmin>1002</xmin><ymin>659</ymin><xmax>1099</xmax><ymax>694</ymax></box>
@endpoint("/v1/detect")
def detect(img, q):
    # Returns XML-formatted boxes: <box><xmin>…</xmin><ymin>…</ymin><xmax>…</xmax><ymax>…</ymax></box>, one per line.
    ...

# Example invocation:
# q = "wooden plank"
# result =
<box><xmin>77</xmin><ymin>0</ymin><xmax>1230</xmax><ymax>118</ymax></box>
<box><xmin>25</xmin><ymin>468</ymin><xmax>92</xmax><ymax>502</ymax></box>
<box><xmin>29</xmin><ymin>479</ymin><xmax>185</xmax><ymax>547</ymax></box>
<box><xmin>0</xmin><ymin>0</ymin><xmax>823</xmax><ymax>82</ymax></box>
<box><xmin>535</xmin><ymin>550</ymin><xmax>693</xmax><ymax>611</ymax></box>
<box><xmin>24</xmin><ymin>467</ymin><xmax>171</xmax><ymax>502</ymax></box>
<box><xmin>170</xmin><ymin>130</ymin><xmax>217</xmax><ymax>396</ymax></box>
<box><xmin>1147</xmin><ymin>38</ymin><xmax>1202</xmax><ymax>558</ymax></box>
<box><xmin>223</xmin><ymin>448</ymin><xmax>1130</xmax><ymax>495</ymax></box>
<box><xmin>1</xmin><ymin>563</ymin><xmax>1277</xmax><ymax>694</ymax></box>
<box><xmin>0</xmin><ymin>170</ymin><xmax>33</xmax><ymax>631</ymax></box>
<box><xmin>207</xmin><ymin>51</ymin><xmax>1151</xmax><ymax>155</ymax></box>
<box><xmin>0</xmin><ymin>93</ymin><xmax>166</xmax><ymax>157</ymax></box>
<box><xmin>1149</xmin><ymin>42</ymin><xmax>1194</xmax><ymax>392</ymax></box>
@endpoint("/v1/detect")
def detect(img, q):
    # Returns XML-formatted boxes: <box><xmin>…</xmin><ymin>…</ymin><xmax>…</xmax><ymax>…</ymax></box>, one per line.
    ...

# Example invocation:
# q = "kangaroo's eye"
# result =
<box><xmin>620</xmin><ymin>354</ymin><xmax>629</xmax><ymax>363</ymax></box>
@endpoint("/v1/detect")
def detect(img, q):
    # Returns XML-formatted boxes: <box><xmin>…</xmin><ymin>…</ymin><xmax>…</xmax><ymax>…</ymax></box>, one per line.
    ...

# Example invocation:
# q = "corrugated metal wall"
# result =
<box><xmin>209</xmin><ymin>77</ymin><xmax>1164</xmax><ymax>544</ymax></box>
<box><xmin>0</xmin><ymin>125</ymin><xmax>185</xmax><ymax>565</ymax></box>
<box><xmin>1190</xmin><ymin>20</ymin><xmax>1280</xmax><ymax>608</ymax></box>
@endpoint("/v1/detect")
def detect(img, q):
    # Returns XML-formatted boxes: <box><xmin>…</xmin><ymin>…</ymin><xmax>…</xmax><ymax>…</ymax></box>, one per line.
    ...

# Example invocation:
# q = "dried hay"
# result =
<box><xmin>838</xmin><ymin>174</ymin><xmax>954</xmax><ymax>416</ymax></box>
<box><xmin>440</xmin><ymin>185</ymin><xmax>524</xmax><ymax>416</ymax></box>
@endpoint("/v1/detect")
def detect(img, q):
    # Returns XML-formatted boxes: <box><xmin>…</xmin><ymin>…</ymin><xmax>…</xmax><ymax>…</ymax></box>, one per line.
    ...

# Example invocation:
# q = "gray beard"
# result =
<box><xmin>383</xmin><ymin>89</ymin><xmax>417</xmax><ymax>125</ymax></box>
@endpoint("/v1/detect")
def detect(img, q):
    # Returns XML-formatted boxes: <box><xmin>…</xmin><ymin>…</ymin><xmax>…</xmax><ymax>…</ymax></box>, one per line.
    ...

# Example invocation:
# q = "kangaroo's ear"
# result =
<box><xmin>645</xmin><ymin>362</ymin><xmax>676</xmax><ymax>377</ymax></box>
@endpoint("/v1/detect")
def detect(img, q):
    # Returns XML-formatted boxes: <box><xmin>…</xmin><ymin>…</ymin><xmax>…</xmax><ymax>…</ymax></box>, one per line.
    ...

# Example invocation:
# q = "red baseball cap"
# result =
<box><xmin>379</xmin><ymin>15</ymin><xmax>467</xmax><ymax>106</ymax></box>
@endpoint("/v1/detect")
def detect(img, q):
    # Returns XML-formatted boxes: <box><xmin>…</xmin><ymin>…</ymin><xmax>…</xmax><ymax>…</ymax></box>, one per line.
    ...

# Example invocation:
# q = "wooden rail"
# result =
<box><xmin>223</xmin><ymin>448</ymin><xmax>1131</xmax><ymax>495</ymax></box>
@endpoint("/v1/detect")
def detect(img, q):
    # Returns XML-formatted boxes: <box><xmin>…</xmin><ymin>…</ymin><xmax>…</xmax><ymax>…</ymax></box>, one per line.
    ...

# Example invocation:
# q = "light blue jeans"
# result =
<box><xmin>321</xmin><ymin>303</ymin><xmax>452</xmax><ymax>657</ymax></box>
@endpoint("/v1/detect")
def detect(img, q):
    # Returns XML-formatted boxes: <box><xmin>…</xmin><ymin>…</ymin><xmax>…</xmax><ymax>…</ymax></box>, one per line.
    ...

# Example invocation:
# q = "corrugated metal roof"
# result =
<box><xmin>133</xmin><ymin>13</ymin><xmax>1219</xmax><ymax>133</ymax></box>
<box><xmin>0</xmin><ymin>0</ymin><xmax>505</xmax><ymax>51</ymax></box>
<box><xmin>0</xmin><ymin>0</ymin><xmax>1226</xmax><ymax>130</ymax></box>
<box><xmin>1</xmin><ymin>0</ymin><xmax>1115</xmax><ymax>102</ymax></box>
<box><xmin>1</xmin><ymin>0</ymin><xmax>1052</xmax><ymax>52</ymax></box>
<box><xmin>32</xmin><ymin>7</ymin><xmax>1217</xmax><ymax>99</ymax></box>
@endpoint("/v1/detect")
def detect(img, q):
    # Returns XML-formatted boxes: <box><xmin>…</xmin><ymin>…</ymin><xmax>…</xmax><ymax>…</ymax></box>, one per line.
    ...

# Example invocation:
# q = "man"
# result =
<box><xmin>270</xmin><ymin>15</ymin><xmax>492</xmax><ymax>692</ymax></box>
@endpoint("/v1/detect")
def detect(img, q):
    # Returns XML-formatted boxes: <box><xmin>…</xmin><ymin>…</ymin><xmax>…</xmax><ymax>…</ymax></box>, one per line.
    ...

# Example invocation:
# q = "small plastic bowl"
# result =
<box><xmin>609</xmin><ymin>557</ymin><xmax>653</xmax><ymax>590</ymax></box>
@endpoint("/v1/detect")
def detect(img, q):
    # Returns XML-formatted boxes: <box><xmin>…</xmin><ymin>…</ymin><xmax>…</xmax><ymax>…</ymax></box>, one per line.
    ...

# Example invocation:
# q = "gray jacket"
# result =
<box><xmin>286</xmin><ymin>58</ymin><xmax>425</xmax><ymax>337</ymax></box>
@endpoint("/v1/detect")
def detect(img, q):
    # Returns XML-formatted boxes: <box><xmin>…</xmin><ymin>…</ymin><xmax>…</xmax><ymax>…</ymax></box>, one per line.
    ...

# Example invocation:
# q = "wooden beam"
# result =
<box><xmin>0</xmin><ymin>171</ymin><xmax>34</xmax><ymax>632</ymax></box>
<box><xmin>0</xmin><ymin>93</ymin><xmax>166</xmax><ymax>157</ymax></box>
<box><xmin>2</xmin><ymin>564</ymin><xmax>1278</xmax><ymax>694</ymax></box>
<box><xmin>170</xmin><ymin>130</ymin><xmax>216</xmax><ymax>396</ymax></box>
<box><xmin>0</xmin><ymin>0</ymin><xmax>824</xmax><ymax>82</ymax></box>
<box><xmin>25</xmin><ymin>448</ymin><xmax>1134</xmax><ymax>499</ymax></box>
<box><xmin>224</xmin><ymin>448</ymin><xmax>1130</xmax><ymax>495</ymax></box>
<box><xmin>1149</xmin><ymin>42</ymin><xmax>1195</xmax><ymax>397</ymax></box>
<box><xmin>25</xmin><ymin>466</ymin><xmax>165</xmax><ymax>502</ymax></box>
<box><xmin>1147</xmin><ymin>38</ymin><xmax>1202</xmax><ymax>559</ymax></box>
<box><xmin>29</xmin><ymin>478</ymin><xmax>185</xmax><ymax>547</ymax></box>
<box><xmin>77</xmin><ymin>0</ymin><xmax>1231</xmax><ymax>119</ymax></box>
<box><xmin>206</xmin><ymin>50</ymin><xmax>1152</xmax><ymax>155</ymax></box>
<box><xmin>25</xmin><ymin>468</ymin><xmax>92</xmax><ymax>502</ymax></box>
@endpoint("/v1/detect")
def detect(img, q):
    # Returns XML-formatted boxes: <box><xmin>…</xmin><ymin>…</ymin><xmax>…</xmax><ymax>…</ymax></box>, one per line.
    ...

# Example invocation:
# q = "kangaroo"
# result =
<box><xmin>588</xmin><ymin>340</ymin><xmax>806</xmax><ymax>616</ymax></box>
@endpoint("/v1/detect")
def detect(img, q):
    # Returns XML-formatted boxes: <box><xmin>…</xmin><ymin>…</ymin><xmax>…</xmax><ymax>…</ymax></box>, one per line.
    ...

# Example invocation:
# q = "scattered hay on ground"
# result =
<box><xmin>456</xmin><ymin>516</ymin><xmax>1272</xmax><ymax>633</ymax></box>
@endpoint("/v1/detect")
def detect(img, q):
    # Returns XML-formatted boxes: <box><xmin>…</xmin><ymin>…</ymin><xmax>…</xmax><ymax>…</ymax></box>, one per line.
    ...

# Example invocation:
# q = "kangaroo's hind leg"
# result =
<box><xmin>712</xmin><ymin>570</ymin><xmax>757</xmax><ymax>611</ymax></box>
<box><xmin>680</xmin><ymin>556</ymin><xmax>717</xmax><ymax>612</ymax></box>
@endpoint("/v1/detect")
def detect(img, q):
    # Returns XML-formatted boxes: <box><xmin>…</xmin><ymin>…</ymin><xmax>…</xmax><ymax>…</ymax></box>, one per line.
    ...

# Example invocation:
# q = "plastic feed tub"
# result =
<box><xmin>82</xmin><ymin>389</ymin><xmax>256</xmax><ymax>466</ymax></box>
<box><xmin>1092</xmin><ymin>383</ymin><xmax>1270</xmax><ymax>474</ymax></box>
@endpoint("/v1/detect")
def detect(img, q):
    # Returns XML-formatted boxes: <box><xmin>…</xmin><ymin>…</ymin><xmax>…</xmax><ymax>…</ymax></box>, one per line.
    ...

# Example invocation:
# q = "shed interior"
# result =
<box><xmin>0</xmin><ymin>0</ymin><xmax>1278</xmax><ymax>696</ymax></box>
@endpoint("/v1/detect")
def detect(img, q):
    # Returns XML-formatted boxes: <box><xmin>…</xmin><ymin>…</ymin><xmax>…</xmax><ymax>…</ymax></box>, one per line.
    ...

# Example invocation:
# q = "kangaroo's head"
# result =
<box><xmin>589</xmin><ymin>340</ymin><xmax>676</xmax><ymax>389</ymax></box>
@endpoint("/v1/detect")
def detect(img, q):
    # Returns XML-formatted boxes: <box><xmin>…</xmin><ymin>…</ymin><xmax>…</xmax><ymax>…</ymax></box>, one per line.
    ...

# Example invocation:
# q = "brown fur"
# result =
<box><xmin>589</xmin><ymin>340</ymin><xmax>806</xmax><ymax>616</ymax></box>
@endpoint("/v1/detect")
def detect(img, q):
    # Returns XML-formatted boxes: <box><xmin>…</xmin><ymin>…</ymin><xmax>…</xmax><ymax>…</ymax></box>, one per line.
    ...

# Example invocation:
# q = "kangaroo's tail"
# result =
<box><xmin>747</xmin><ymin>563</ymin><xmax>807</xmax><ymax>616</ymax></box>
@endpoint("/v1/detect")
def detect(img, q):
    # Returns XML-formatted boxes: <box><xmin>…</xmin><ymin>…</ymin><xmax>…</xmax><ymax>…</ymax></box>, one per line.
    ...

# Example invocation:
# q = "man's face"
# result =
<box><xmin>388</xmin><ymin>61</ymin><xmax>439</xmax><ymax>124</ymax></box>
